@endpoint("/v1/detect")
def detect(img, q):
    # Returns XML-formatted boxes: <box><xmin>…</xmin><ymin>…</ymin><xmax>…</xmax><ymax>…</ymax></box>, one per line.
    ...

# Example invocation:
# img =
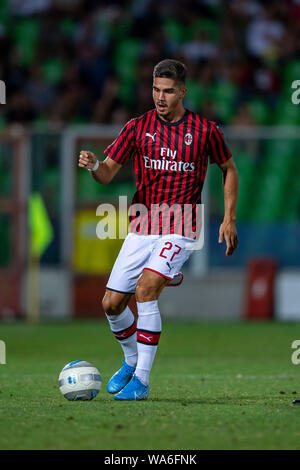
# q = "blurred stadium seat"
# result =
<box><xmin>0</xmin><ymin>0</ymin><xmax>299</xmax><ymax>320</ymax></box>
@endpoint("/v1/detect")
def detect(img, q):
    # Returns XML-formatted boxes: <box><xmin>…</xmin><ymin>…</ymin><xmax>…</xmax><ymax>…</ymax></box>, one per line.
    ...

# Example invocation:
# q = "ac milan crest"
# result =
<box><xmin>184</xmin><ymin>133</ymin><xmax>193</xmax><ymax>145</ymax></box>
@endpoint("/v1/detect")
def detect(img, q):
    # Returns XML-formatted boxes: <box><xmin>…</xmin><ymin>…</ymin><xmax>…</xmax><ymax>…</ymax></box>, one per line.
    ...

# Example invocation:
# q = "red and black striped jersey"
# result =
<box><xmin>104</xmin><ymin>109</ymin><xmax>232</xmax><ymax>237</ymax></box>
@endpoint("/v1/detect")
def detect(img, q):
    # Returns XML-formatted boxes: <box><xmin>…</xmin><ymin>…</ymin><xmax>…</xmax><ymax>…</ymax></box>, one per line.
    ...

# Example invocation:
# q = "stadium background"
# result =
<box><xmin>0</xmin><ymin>0</ymin><xmax>300</xmax><ymax>322</ymax></box>
<box><xmin>1</xmin><ymin>0</ymin><xmax>300</xmax><ymax>452</ymax></box>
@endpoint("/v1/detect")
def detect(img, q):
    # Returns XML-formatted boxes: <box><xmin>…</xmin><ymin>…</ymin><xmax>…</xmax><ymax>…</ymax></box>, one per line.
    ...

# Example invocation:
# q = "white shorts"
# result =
<box><xmin>106</xmin><ymin>233</ymin><xmax>195</xmax><ymax>294</ymax></box>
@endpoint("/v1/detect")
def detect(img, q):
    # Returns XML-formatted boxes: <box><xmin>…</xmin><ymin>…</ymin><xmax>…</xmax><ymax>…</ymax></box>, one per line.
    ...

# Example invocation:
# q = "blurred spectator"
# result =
<box><xmin>252</xmin><ymin>64</ymin><xmax>280</xmax><ymax>104</ymax></box>
<box><xmin>230</xmin><ymin>102</ymin><xmax>257</xmax><ymax>126</ymax></box>
<box><xmin>199</xmin><ymin>100</ymin><xmax>221</xmax><ymax>122</ymax></box>
<box><xmin>236</xmin><ymin>56</ymin><xmax>280</xmax><ymax>107</ymax></box>
<box><xmin>74</xmin><ymin>12</ymin><xmax>108</xmax><ymax>50</ymax></box>
<box><xmin>26</xmin><ymin>65</ymin><xmax>56</xmax><ymax>113</ymax></box>
<box><xmin>77</xmin><ymin>43</ymin><xmax>110</xmax><ymax>100</ymax></box>
<box><xmin>141</xmin><ymin>27</ymin><xmax>175</xmax><ymax>62</ymax></box>
<box><xmin>49</xmin><ymin>62</ymin><xmax>90</xmax><ymax>124</ymax></box>
<box><xmin>5</xmin><ymin>92</ymin><xmax>36</xmax><ymax>123</ymax></box>
<box><xmin>246</xmin><ymin>6</ymin><xmax>285</xmax><ymax>58</ymax></box>
<box><xmin>110</xmin><ymin>107</ymin><xmax>130</xmax><ymax>125</ymax></box>
<box><xmin>9</xmin><ymin>0</ymin><xmax>52</xmax><ymax>16</ymax></box>
<box><xmin>38</xmin><ymin>15</ymin><xmax>68</xmax><ymax>55</ymax></box>
<box><xmin>279</xmin><ymin>30</ymin><xmax>298</xmax><ymax>62</ymax></box>
<box><xmin>52</xmin><ymin>0</ymin><xmax>83</xmax><ymax>13</ymax></box>
<box><xmin>92</xmin><ymin>76</ymin><xmax>123</xmax><ymax>123</ymax></box>
<box><xmin>291</xmin><ymin>0</ymin><xmax>300</xmax><ymax>22</ymax></box>
<box><xmin>181</xmin><ymin>31</ymin><xmax>218</xmax><ymax>63</ymax></box>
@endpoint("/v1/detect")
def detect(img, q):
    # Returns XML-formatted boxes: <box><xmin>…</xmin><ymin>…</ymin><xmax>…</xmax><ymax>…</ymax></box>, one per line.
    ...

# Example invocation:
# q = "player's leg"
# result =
<box><xmin>103</xmin><ymin>233</ymin><xmax>149</xmax><ymax>394</ymax></box>
<box><xmin>102</xmin><ymin>289</ymin><xmax>137</xmax><ymax>368</ymax></box>
<box><xmin>114</xmin><ymin>269</ymin><xmax>169</xmax><ymax>400</ymax></box>
<box><xmin>114</xmin><ymin>235</ymin><xmax>196</xmax><ymax>400</ymax></box>
<box><xmin>102</xmin><ymin>289</ymin><xmax>138</xmax><ymax>393</ymax></box>
<box><xmin>135</xmin><ymin>269</ymin><xmax>168</xmax><ymax>384</ymax></box>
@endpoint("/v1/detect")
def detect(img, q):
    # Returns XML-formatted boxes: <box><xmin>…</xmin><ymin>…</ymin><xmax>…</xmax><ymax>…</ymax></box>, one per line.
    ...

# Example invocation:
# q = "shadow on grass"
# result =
<box><xmin>149</xmin><ymin>396</ymin><xmax>272</xmax><ymax>405</ymax></box>
<box><xmin>79</xmin><ymin>394</ymin><xmax>286</xmax><ymax>407</ymax></box>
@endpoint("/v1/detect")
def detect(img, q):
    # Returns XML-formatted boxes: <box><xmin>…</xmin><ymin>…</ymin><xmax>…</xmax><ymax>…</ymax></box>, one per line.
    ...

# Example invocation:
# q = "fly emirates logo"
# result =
<box><xmin>143</xmin><ymin>147</ymin><xmax>195</xmax><ymax>173</ymax></box>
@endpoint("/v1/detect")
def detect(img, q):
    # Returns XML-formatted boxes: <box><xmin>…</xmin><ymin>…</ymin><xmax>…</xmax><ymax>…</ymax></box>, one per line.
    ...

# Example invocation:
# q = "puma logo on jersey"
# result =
<box><xmin>146</xmin><ymin>132</ymin><xmax>156</xmax><ymax>142</ymax></box>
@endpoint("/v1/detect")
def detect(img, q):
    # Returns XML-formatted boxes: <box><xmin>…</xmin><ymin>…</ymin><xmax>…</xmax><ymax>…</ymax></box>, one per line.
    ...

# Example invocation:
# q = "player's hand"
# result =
<box><xmin>218</xmin><ymin>219</ymin><xmax>238</xmax><ymax>256</ymax></box>
<box><xmin>78</xmin><ymin>151</ymin><xmax>98</xmax><ymax>170</ymax></box>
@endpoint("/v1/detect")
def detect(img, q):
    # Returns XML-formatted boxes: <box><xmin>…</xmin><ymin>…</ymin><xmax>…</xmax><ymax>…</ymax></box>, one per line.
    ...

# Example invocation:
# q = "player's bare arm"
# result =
<box><xmin>218</xmin><ymin>157</ymin><xmax>239</xmax><ymax>257</ymax></box>
<box><xmin>78</xmin><ymin>151</ymin><xmax>122</xmax><ymax>183</ymax></box>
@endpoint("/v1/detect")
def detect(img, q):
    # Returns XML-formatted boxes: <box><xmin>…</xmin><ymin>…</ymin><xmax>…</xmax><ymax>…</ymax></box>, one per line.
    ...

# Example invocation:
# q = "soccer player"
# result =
<box><xmin>78</xmin><ymin>59</ymin><xmax>239</xmax><ymax>400</ymax></box>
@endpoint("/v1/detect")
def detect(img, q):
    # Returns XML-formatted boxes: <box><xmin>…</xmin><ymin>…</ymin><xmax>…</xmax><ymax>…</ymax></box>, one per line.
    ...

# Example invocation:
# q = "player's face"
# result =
<box><xmin>152</xmin><ymin>77</ymin><xmax>186</xmax><ymax>119</ymax></box>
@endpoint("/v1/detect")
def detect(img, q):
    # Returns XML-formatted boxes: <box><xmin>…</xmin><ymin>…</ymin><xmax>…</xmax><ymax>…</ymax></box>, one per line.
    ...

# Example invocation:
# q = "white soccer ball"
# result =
<box><xmin>58</xmin><ymin>360</ymin><xmax>102</xmax><ymax>401</ymax></box>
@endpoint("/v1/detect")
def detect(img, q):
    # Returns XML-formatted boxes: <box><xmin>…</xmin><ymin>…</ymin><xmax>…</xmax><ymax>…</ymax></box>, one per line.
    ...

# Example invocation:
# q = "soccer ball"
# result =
<box><xmin>58</xmin><ymin>360</ymin><xmax>102</xmax><ymax>401</ymax></box>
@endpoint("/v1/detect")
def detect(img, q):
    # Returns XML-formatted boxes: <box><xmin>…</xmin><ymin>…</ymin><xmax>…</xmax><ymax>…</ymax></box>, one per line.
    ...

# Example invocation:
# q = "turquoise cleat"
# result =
<box><xmin>114</xmin><ymin>374</ymin><xmax>149</xmax><ymax>401</ymax></box>
<box><xmin>107</xmin><ymin>360</ymin><xmax>136</xmax><ymax>394</ymax></box>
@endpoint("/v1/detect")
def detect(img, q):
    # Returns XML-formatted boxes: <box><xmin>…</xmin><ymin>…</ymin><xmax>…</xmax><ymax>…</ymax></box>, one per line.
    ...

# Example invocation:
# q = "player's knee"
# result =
<box><xmin>102</xmin><ymin>293</ymin><xmax>125</xmax><ymax>316</ymax></box>
<box><xmin>135</xmin><ymin>279</ymin><xmax>159</xmax><ymax>302</ymax></box>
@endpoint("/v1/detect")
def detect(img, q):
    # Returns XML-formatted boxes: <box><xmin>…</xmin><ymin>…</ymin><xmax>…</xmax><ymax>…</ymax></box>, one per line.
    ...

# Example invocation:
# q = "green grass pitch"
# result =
<box><xmin>1</xmin><ymin>320</ymin><xmax>300</xmax><ymax>450</ymax></box>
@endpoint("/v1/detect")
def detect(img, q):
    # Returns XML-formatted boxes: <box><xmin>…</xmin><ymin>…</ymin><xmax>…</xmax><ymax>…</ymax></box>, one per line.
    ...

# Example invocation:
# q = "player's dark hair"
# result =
<box><xmin>153</xmin><ymin>59</ymin><xmax>187</xmax><ymax>85</ymax></box>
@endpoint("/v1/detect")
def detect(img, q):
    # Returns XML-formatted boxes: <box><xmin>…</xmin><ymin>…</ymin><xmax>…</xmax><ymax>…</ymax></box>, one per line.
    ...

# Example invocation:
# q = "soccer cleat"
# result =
<box><xmin>106</xmin><ymin>360</ymin><xmax>136</xmax><ymax>394</ymax></box>
<box><xmin>114</xmin><ymin>374</ymin><xmax>149</xmax><ymax>401</ymax></box>
<box><xmin>293</xmin><ymin>399</ymin><xmax>300</xmax><ymax>404</ymax></box>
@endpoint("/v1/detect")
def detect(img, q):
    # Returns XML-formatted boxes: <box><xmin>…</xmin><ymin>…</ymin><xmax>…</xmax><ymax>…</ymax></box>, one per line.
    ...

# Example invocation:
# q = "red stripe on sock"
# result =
<box><xmin>114</xmin><ymin>320</ymin><xmax>137</xmax><ymax>341</ymax></box>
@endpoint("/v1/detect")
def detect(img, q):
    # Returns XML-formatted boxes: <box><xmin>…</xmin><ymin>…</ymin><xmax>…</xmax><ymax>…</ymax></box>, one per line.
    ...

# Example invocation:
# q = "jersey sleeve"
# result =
<box><xmin>104</xmin><ymin>119</ymin><xmax>136</xmax><ymax>165</ymax></box>
<box><xmin>207</xmin><ymin>122</ymin><xmax>232</xmax><ymax>165</ymax></box>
